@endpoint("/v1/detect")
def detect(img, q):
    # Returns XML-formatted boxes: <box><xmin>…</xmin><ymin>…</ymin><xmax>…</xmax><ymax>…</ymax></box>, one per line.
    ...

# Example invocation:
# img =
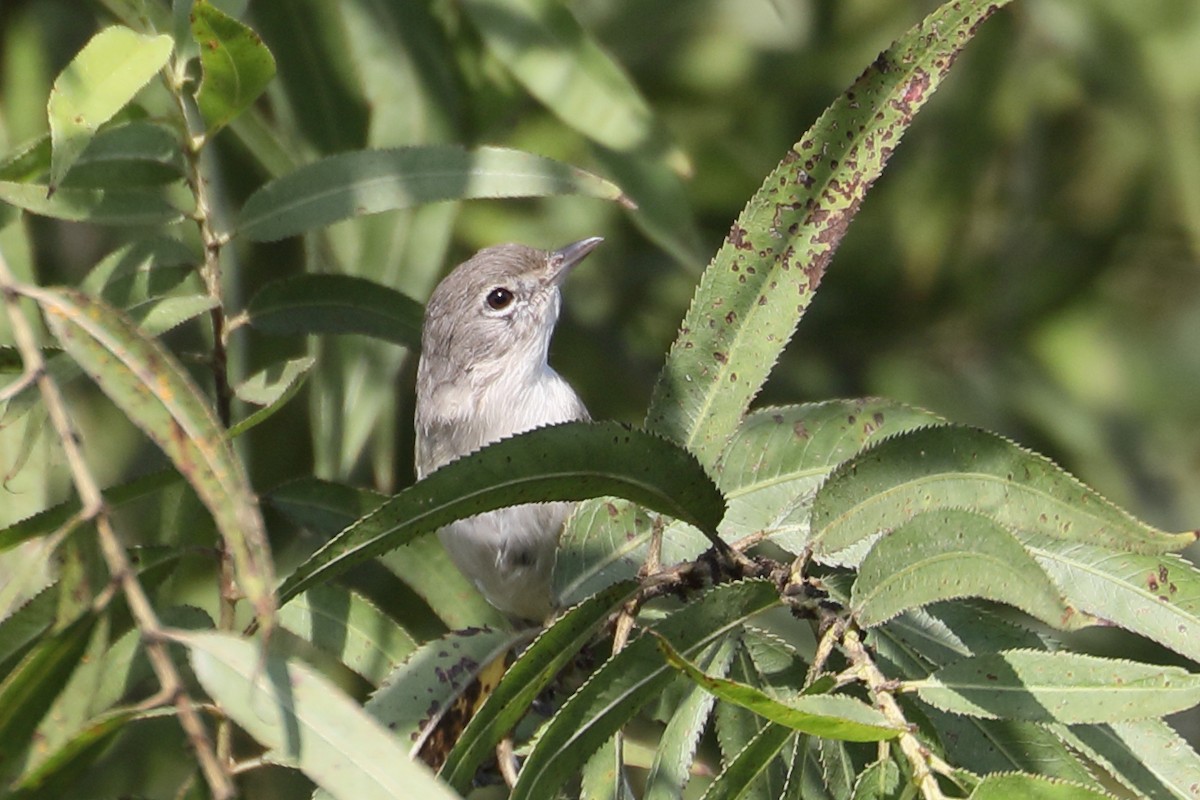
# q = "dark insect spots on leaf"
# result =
<box><xmin>1159</xmin><ymin>565</ymin><xmax>1169</xmax><ymax>583</ymax></box>
<box><xmin>783</xmin><ymin>148</ymin><xmax>801</xmax><ymax>164</ymax></box>
<box><xmin>772</xmin><ymin>413</ymin><xmax>784</xmax><ymax>424</ymax></box>
<box><xmin>1148</xmin><ymin>574</ymin><xmax>1159</xmax><ymax>592</ymax></box>
<box><xmin>738</xmin><ymin>275</ymin><xmax>747</xmax><ymax>284</ymax></box>
<box><xmin>729</xmin><ymin>372</ymin><xmax>738</xmax><ymax>383</ymax></box>
<box><xmin>206</xmin><ymin>39</ymin><xmax>219</xmax><ymax>50</ymax></box>
<box><xmin>728</xmin><ymin>224</ymin><xmax>753</xmax><ymax>251</ymax></box>
<box><xmin>684</xmin><ymin>341</ymin><xmax>693</xmax><ymax>349</ymax></box>
<box><xmin>713</xmin><ymin>352</ymin><xmax>727</xmax><ymax>364</ymax></box>
<box><xmin>1170</xmin><ymin>583</ymin><xmax>1179</xmax><ymax>594</ymax></box>
<box><xmin>606</xmin><ymin>502</ymin><xmax>619</xmax><ymax>517</ymax></box>
<box><xmin>793</xmin><ymin>421</ymin><xmax>809</xmax><ymax>440</ymax></box>
<box><xmin>847</xmin><ymin>415</ymin><xmax>856</xmax><ymax>424</ymax></box>
<box><xmin>758</xmin><ymin>295</ymin><xmax>767</xmax><ymax>306</ymax></box>
<box><xmin>725</xmin><ymin>311</ymin><xmax>736</xmax><ymax>325</ymax></box>
<box><xmin>985</xmin><ymin>673</ymin><xmax>998</xmax><ymax>681</ymax></box>
<box><xmin>74</xmin><ymin>115</ymin><xmax>84</xmax><ymax>124</ymax></box>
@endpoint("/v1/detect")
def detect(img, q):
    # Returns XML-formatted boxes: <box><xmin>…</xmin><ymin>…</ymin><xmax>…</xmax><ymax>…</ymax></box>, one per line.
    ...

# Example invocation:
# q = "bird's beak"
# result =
<box><xmin>547</xmin><ymin>236</ymin><xmax>604</xmax><ymax>284</ymax></box>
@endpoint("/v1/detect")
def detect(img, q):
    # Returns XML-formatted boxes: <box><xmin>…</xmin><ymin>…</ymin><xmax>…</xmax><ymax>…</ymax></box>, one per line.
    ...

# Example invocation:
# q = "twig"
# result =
<box><xmin>839</xmin><ymin>626</ymin><xmax>946</xmax><ymax>800</ymax></box>
<box><xmin>0</xmin><ymin>248</ymin><xmax>235</xmax><ymax>799</ymax></box>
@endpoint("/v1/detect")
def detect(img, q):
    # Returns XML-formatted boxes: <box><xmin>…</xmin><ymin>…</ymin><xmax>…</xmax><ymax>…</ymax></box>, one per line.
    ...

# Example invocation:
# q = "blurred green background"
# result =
<box><xmin>2</xmin><ymin>0</ymin><xmax>1199</xmax><ymax>757</ymax></box>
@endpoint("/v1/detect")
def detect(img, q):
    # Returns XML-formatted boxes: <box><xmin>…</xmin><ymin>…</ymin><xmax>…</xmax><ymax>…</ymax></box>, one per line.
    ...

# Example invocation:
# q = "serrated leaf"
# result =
<box><xmin>510</xmin><ymin>580</ymin><xmax>781</xmax><ymax>800</ymax></box>
<box><xmin>174</xmin><ymin>629</ymin><xmax>460</xmax><ymax>800</ymax></box>
<box><xmin>0</xmin><ymin>469</ymin><xmax>179</xmax><ymax>555</ymax></box>
<box><xmin>701</xmin><ymin>723</ymin><xmax>794</xmax><ymax>800</ymax></box>
<box><xmin>581</xmin><ymin>733</ymin><xmax>635</xmax><ymax>800</ymax></box>
<box><xmin>460</xmin><ymin>0</ymin><xmax>686</xmax><ymax>172</ymax></box>
<box><xmin>0</xmin><ymin>182</ymin><xmax>182</xmax><ymax>225</ymax></box>
<box><xmin>718</xmin><ymin>400</ymin><xmax>945</xmax><ymax>551</ymax></box>
<box><xmin>642</xmin><ymin>637</ymin><xmax>737</xmax><ymax>800</ymax></box>
<box><xmin>848</xmin><ymin>757</ymin><xmax>902</xmax><ymax>800</ymax></box>
<box><xmin>1066</xmin><ymin>719</ymin><xmax>1200</xmax><ymax>800</ymax></box>
<box><xmin>236</xmin><ymin>145</ymin><xmax>627</xmax><ymax>242</ymax></box>
<box><xmin>228</xmin><ymin>356</ymin><xmax>314</xmax><ymax>438</ymax></box>
<box><xmin>852</xmin><ymin>509</ymin><xmax>1077</xmax><ymax>630</ymax></box>
<box><xmin>47</xmin><ymin>26</ymin><xmax>173</xmax><ymax>188</ymax></box>
<box><xmin>276</xmin><ymin>421</ymin><xmax>725</xmax><ymax>605</ymax></box>
<box><xmin>277</xmin><ymin>585</ymin><xmax>416</xmax><ymax>686</ymax></box>
<box><xmin>0</xmin><ymin>612</ymin><xmax>97</xmax><ymax>786</ymax></box>
<box><xmin>80</xmin><ymin>236</ymin><xmax>198</xmax><ymax>302</ymax></box>
<box><xmin>62</xmin><ymin>121</ymin><xmax>185</xmax><ymax>189</ymax></box>
<box><xmin>1023</xmin><ymin>537</ymin><xmax>1200</xmax><ymax>663</ymax></box>
<box><xmin>191</xmin><ymin>0</ymin><xmax>276</xmax><ymax>134</ymax></box>
<box><xmin>912</xmin><ymin>649</ymin><xmax>1200</xmax><ymax>724</ymax></box>
<box><xmin>811</xmin><ymin>426</ymin><xmax>1195</xmax><ymax>561</ymax></box>
<box><xmin>363</xmin><ymin>626</ymin><xmax>517</xmax><ymax>758</ymax></box>
<box><xmin>644</xmin><ymin>0</ymin><xmax>1012</xmax><ymax>469</ymax></box>
<box><xmin>439</xmin><ymin>581</ymin><xmax>636</xmax><ymax>792</ymax></box>
<box><xmin>26</xmin><ymin>288</ymin><xmax>276</xmax><ymax>631</ymax></box>
<box><xmin>968</xmin><ymin>773</ymin><xmax>1115</xmax><ymax>800</ymax></box>
<box><xmin>246</xmin><ymin>274</ymin><xmax>423</xmax><ymax>349</ymax></box>
<box><xmin>656</xmin><ymin>635</ymin><xmax>901</xmax><ymax>742</ymax></box>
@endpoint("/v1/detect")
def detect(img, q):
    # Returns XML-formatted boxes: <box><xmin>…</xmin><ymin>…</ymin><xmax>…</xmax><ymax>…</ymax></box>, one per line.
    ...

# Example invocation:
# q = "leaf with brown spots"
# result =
<box><xmin>644</xmin><ymin>0</ymin><xmax>1013</xmax><ymax>469</ymax></box>
<box><xmin>26</xmin><ymin>287</ymin><xmax>276</xmax><ymax>633</ymax></box>
<box><xmin>190</xmin><ymin>1</ymin><xmax>277</xmax><ymax>134</ymax></box>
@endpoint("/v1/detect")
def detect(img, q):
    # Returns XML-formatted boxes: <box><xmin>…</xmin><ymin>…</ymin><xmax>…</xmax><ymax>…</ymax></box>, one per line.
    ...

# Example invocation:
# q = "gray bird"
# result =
<box><xmin>414</xmin><ymin>238</ymin><xmax>603</xmax><ymax>622</ymax></box>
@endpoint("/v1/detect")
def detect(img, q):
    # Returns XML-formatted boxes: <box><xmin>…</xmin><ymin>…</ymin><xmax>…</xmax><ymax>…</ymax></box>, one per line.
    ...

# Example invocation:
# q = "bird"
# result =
<box><xmin>414</xmin><ymin>237</ymin><xmax>603</xmax><ymax>622</ymax></box>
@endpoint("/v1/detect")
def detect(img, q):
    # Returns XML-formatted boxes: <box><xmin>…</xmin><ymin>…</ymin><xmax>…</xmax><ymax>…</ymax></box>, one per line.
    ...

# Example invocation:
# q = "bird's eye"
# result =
<box><xmin>486</xmin><ymin>287</ymin><xmax>514</xmax><ymax>310</ymax></box>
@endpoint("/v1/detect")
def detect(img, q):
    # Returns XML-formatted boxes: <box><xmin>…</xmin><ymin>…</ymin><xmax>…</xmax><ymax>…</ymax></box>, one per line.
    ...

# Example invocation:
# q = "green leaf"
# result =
<box><xmin>47</xmin><ymin>26</ymin><xmax>173</xmax><ymax>189</ymax></box>
<box><xmin>968</xmin><ymin>774</ymin><xmax>1115</xmax><ymax>800</ymax></box>
<box><xmin>276</xmin><ymin>421</ymin><xmax>725</xmax><ymax>605</ymax></box>
<box><xmin>852</xmin><ymin>509</ymin><xmax>1077</xmax><ymax>629</ymax></box>
<box><xmin>510</xmin><ymin>580</ymin><xmax>781</xmax><ymax>800</ymax></box>
<box><xmin>656</xmin><ymin>635</ymin><xmax>901</xmax><ymax>742</ymax></box>
<box><xmin>174</xmin><ymin>630</ymin><xmax>461</xmax><ymax>800</ymax></box>
<box><xmin>228</xmin><ymin>356</ymin><xmax>315</xmax><ymax>438</ymax></box>
<box><xmin>246</xmin><ymin>274</ymin><xmax>423</xmax><ymax>349</ymax></box>
<box><xmin>80</xmin><ymin>236</ymin><xmax>198</xmax><ymax>301</ymax></box>
<box><xmin>63</xmin><ymin>121</ymin><xmax>185</xmax><ymax>188</ymax></box>
<box><xmin>700</xmin><ymin>723</ymin><xmax>794</xmax><ymax>800</ymax></box>
<box><xmin>363</xmin><ymin>626</ymin><xmax>517</xmax><ymax>757</ymax></box>
<box><xmin>265</xmin><ymin>477</ymin><xmax>505</xmax><ymax>629</ymax></box>
<box><xmin>644</xmin><ymin>0</ymin><xmax>1012</xmax><ymax>470</ymax></box>
<box><xmin>190</xmin><ymin>0</ymin><xmax>276</xmax><ymax>134</ymax></box>
<box><xmin>0</xmin><ymin>182</ymin><xmax>182</xmax><ymax>225</ymax></box>
<box><xmin>0</xmin><ymin>612</ymin><xmax>97</xmax><ymax>786</ymax></box>
<box><xmin>717</xmin><ymin>400</ymin><xmax>945</xmax><ymax>550</ymax></box>
<box><xmin>277</xmin><ymin>585</ymin><xmax>416</xmax><ymax>686</ymax></box>
<box><xmin>0</xmin><ymin>469</ymin><xmax>179</xmax><ymax>554</ymax></box>
<box><xmin>643</xmin><ymin>637</ymin><xmax>737</xmax><ymax>800</ymax></box>
<box><xmin>811</xmin><ymin>426</ymin><xmax>1196</xmax><ymax>561</ymax></box>
<box><xmin>0</xmin><ymin>587</ymin><xmax>58</xmax><ymax>677</ymax></box>
<box><xmin>1064</xmin><ymin>719</ymin><xmax>1200</xmax><ymax>800</ymax></box>
<box><xmin>848</xmin><ymin>758</ymin><xmax>903</xmax><ymax>800</ymax></box>
<box><xmin>439</xmin><ymin>581</ymin><xmax>637</xmax><ymax>792</ymax></box>
<box><xmin>460</xmin><ymin>0</ymin><xmax>686</xmax><ymax>172</ymax></box>
<box><xmin>26</xmin><ymin>288</ymin><xmax>276</xmax><ymax>631</ymax></box>
<box><xmin>236</xmin><ymin>145</ymin><xmax>628</xmax><ymax>242</ymax></box>
<box><xmin>1023</xmin><ymin>538</ymin><xmax>1200</xmax><ymax>663</ymax></box>
<box><xmin>911</xmin><ymin>649</ymin><xmax>1200</xmax><ymax>724</ymax></box>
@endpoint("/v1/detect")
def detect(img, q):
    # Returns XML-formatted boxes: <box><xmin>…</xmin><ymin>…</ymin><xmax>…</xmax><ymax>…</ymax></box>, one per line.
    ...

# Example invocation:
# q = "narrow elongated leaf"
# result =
<box><xmin>228</xmin><ymin>356</ymin><xmax>315</xmax><ymax>438</ymax></box>
<box><xmin>439</xmin><ymin>581</ymin><xmax>637</xmax><ymax>792</ymax></box>
<box><xmin>912</xmin><ymin>650</ymin><xmax>1200</xmax><ymax>724</ymax></box>
<box><xmin>968</xmin><ymin>774</ymin><xmax>1114</xmax><ymax>800</ymax></box>
<box><xmin>701</xmin><ymin>723</ymin><xmax>794</xmax><ymax>800</ymax></box>
<box><xmin>852</xmin><ymin>509</ymin><xmax>1077</xmax><ymax>629</ymax></box>
<box><xmin>0</xmin><ymin>182</ymin><xmax>181</xmax><ymax>225</ymax></box>
<box><xmin>246</xmin><ymin>274</ymin><xmax>423</xmax><ymax>349</ymax></box>
<box><xmin>644</xmin><ymin>0</ymin><xmax>1012</xmax><ymax>469</ymax></box>
<box><xmin>510</xmin><ymin>580</ymin><xmax>781</xmax><ymax>800</ymax></box>
<box><xmin>1069</xmin><ymin>719</ymin><xmax>1200</xmax><ymax>800</ymax></box>
<box><xmin>0</xmin><ymin>469</ymin><xmax>178</xmax><ymax>554</ymax></box>
<box><xmin>848</xmin><ymin>758</ymin><xmax>902</xmax><ymax>800</ymax></box>
<box><xmin>460</xmin><ymin>0</ymin><xmax>686</xmax><ymax>171</ymax></box>
<box><xmin>278</xmin><ymin>585</ymin><xmax>416</xmax><ymax>685</ymax></box>
<box><xmin>362</xmin><ymin>626</ymin><xmax>517</xmax><ymax>762</ymax></box>
<box><xmin>276</xmin><ymin>421</ymin><xmax>725</xmax><ymax>604</ymax></box>
<box><xmin>657</xmin><ymin>635</ymin><xmax>900</xmax><ymax>742</ymax></box>
<box><xmin>80</xmin><ymin>236</ymin><xmax>197</xmax><ymax>301</ymax></box>
<box><xmin>643</xmin><ymin>637</ymin><xmax>737</xmax><ymax>800</ymax></box>
<box><xmin>236</xmin><ymin>146</ymin><xmax>627</xmax><ymax>241</ymax></box>
<box><xmin>1023</xmin><ymin>537</ymin><xmax>1200</xmax><ymax>663</ymax></box>
<box><xmin>62</xmin><ymin>121</ymin><xmax>184</xmax><ymax>188</ymax></box>
<box><xmin>811</xmin><ymin>426</ymin><xmax>1195</xmax><ymax>560</ymax></box>
<box><xmin>191</xmin><ymin>0</ymin><xmax>276</xmax><ymax>133</ymax></box>
<box><xmin>266</xmin><ymin>477</ymin><xmax>505</xmax><ymax>629</ymax></box>
<box><xmin>713</xmin><ymin>643</ymin><xmax>789</xmax><ymax>800</ymax></box>
<box><xmin>26</xmin><ymin>288</ymin><xmax>276</xmax><ymax>630</ymax></box>
<box><xmin>175</xmin><ymin>630</ymin><xmax>460</xmax><ymax>800</ymax></box>
<box><xmin>0</xmin><ymin>613</ymin><xmax>97</xmax><ymax>786</ymax></box>
<box><xmin>47</xmin><ymin>27</ymin><xmax>173</xmax><ymax>188</ymax></box>
<box><xmin>718</xmin><ymin>400</ymin><xmax>945</xmax><ymax>550</ymax></box>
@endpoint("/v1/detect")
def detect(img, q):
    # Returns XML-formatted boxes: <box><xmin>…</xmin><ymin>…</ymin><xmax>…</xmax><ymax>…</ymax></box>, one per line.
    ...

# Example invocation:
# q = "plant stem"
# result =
<box><xmin>0</xmin><ymin>249</ymin><xmax>234</xmax><ymax>800</ymax></box>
